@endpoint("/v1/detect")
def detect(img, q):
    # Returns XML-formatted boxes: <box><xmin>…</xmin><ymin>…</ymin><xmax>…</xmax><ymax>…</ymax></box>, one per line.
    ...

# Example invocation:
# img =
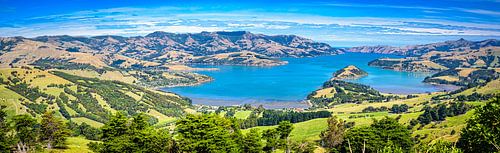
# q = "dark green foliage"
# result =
<box><xmin>342</xmin><ymin>117</ymin><xmax>413</xmax><ymax>152</ymax></box>
<box><xmin>32</xmin><ymin>58</ymin><xmax>99</xmax><ymax>70</ymax></box>
<box><xmin>250</xmin><ymin>110</ymin><xmax>331</xmax><ymax>127</ymax></box>
<box><xmin>175</xmin><ymin>114</ymin><xmax>240</xmax><ymax>153</ymax></box>
<box><xmin>66</xmin><ymin>91</ymin><xmax>110</xmax><ymax>122</ymax></box>
<box><xmin>242</xmin><ymin>129</ymin><xmax>264</xmax><ymax>153</ymax></box>
<box><xmin>458</xmin><ymin>97</ymin><xmax>500</xmax><ymax>153</ymax></box>
<box><xmin>56</xmin><ymin>99</ymin><xmax>71</xmax><ymax>119</ymax></box>
<box><xmin>10</xmin><ymin>114</ymin><xmax>40</xmax><ymax>152</ymax></box>
<box><xmin>424</xmin><ymin>68</ymin><xmax>499</xmax><ymax>87</ymax></box>
<box><xmin>41</xmin><ymin>111</ymin><xmax>70</xmax><ymax>149</ymax></box>
<box><xmin>89</xmin><ymin>112</ymin><xmax>176</xmax><ymax>153</ymax></box>
<box><xmin>455</xmin><ymin>93</ymin><xmax>494</xmax><ymax>102</ymax></box>
<box><xmin>308</xmin><ymin>80</ymin><xmax>395</xmax><ymax>107</ymax></box>
<box><xmin>418</xmin><ymin>102</ymin><xmax>471</xmax><ymax>125</ymax></box>
<box><xmin>24</xmin><ymin>103</ymin><xmax>48</xmax><ymax>114</ymax></box>
<box><xmin>0</xmin><ymin>106</ymin><xmax>13</xmax><ymax>153</ymax></box>
<box><xmin>225</xmin><ymin>109</ymin><xmax>236</xmax><ymax>117</ymax></box>
<box><xmin>277</xmin><ymin>121</ymin><xmax>293</xmax><ymax>140</ymax></box>
<box><xmin>67</xmin><ymin>121</ymin><xmax>101</xmax><ymax>141</ymax></box>
<box><xmin>131</xmin><ymin>70</ymin><xmax>211</xmax><ymax>88</ymax></box>
<box><xmin>65</xmin><ymin>47</ymin><xmax>80</xmax><ymax>52</ymax></box>
<box><xmin>6</xmin><ymin>82</ymin><xmax>48</xmax><ymax>101</ymax></box>
<box><xmin>391</xmin><ymin>104</ymin><xmax>409</xmax><ymax>114</ymax></box>
<box><xmin>362</xmin><ymin>106</ymin><xmax>388</xmax><ymax>113</ymax></box>
<box><xmin>263</xmin><ymin>128</ymin><xmax>280</xmax><ymax>152</ymax></box>
<box><xmin>262</xmin><ymin>121</ymin><xmax>294</xmax><ymax>152</ymax></box>
<box><xmin>52</xmin><ymin>71</ymin><xmax>190</xmax><ymax>119</ymax></box>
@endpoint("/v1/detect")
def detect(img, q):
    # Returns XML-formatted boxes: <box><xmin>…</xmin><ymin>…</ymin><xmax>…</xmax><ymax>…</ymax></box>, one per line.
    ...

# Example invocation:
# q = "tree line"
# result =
<box><xmin>240</xmin><ymin>110</ymin><xmax>331</xmax><ymax>129</ymax></box>
<box><xmin>417</xmin><ymin>102</ymin><xmax>471</xmax><ymax>125</ymax></box>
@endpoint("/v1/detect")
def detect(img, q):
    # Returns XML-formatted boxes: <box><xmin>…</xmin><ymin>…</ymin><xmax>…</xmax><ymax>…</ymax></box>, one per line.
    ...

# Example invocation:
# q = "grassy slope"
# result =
<box><xmin>71</xmin><ymin>117</ymin><xmax>104</xmax><ymax>128</ymax></box>
<box><xmin>0</xmin><ymin>85</ymin><xmax>29</xmax><ymax>116</ymax></box>
<box><xmin>234</xmin><ymin>110</ymin><xmax>252</xmax><ymax>119</ymax></box>
<box><xmin>0</xmin><ymin>68</ymin><xmax>187</xmax><ymax>128</ymax></box>
<box><xmin>45</xmin><ymin>137</ymin><xmax>96</xmax><ymax>153</ymax></box>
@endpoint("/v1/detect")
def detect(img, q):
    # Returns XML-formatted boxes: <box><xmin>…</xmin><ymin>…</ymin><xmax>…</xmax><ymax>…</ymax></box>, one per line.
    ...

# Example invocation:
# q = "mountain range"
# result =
<box><xmin>0</xmin><ymin>31</ymin><xmax>341</xmax><ymax>69</ymax></box>
<box><xmin>348</xmin><ymin>38</ymin><xmax>500</xmax><ymax>56</ymax></box>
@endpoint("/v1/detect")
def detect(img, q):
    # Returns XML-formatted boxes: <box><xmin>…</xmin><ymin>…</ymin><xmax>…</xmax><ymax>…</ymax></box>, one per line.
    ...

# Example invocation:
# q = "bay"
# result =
<box><xmin>162</xmin><ymin>53</ymin><xmax>457</xmax><ymax>107</ymax></box>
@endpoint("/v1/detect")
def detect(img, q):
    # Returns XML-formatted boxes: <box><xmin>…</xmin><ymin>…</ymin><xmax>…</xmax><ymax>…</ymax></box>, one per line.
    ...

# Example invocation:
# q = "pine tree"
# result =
<box><xmin>277</xmin><ymin>121</ymin><xmax>293</xmax><ymax>153</ymax></box>
<box><xmin>242</xmin><ymin>129</ymin><xmax>263</xmax><ymax>153</ymax></box>
<box><xmin>263</xmin><ymin>128</ymin><xmax>280</xmax><ymax>152</ymax></box>
<box><xmin>40</xmin><ymin>111</ymin><xmax>70</xmax><ymax>149</ymax></box>
<box><xmin>10</xmin><ymin>115</ymin><xmax>39</xmax><ymax>153</ymax></box>
<box><xmin>175</xmin><ymin>114</ymin><xmax>240</xmax><ymax>152</ymax></box>
<box><xmin>0</xmin><ymin>106</ymin><xmax>13</xmax><ymax>153</ymax></box>
<box><xmin>89</xmin><ymin>112</ymin><xmax>176</xmax><ymax>153</ymax></box>
<box><xmin>320</xmin><ymin>116</ymin><xmax>345</xmax><ymax>150</ymax></box>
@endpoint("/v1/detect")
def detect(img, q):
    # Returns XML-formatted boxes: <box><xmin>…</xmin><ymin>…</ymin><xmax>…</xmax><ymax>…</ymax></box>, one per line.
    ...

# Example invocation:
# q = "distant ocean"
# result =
<box><xmin>162</xmin><ymin>53</ymin><xmax>459</xmax><ymax>108</ymax></box>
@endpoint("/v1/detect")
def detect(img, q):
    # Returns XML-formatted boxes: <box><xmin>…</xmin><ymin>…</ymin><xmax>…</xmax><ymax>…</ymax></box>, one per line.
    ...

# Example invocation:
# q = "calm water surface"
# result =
<box><xmin>162</xmin><ymin>53</ymin><xmax>457</xmax><ymax>107</ymax></box>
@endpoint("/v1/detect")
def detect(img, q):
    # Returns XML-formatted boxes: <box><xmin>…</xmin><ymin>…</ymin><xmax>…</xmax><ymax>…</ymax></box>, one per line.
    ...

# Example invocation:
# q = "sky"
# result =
<box><xmin>0</xmin><ymin>0</ymin><xmax>499</xmax><ymax>47</ymax></box>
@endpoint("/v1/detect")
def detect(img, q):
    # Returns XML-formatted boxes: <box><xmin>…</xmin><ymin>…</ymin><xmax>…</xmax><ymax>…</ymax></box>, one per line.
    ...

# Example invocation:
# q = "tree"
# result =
<box><xmin>0</xmin><ymin>106</ymin><xmax>13</xmax><ymax>153</ymax></box>
<box><xmin>89</xmin><ymin>112</ymin><xmax>175</xmax><ymax>153</ymax></box>
<box><xmin>242</xmin><ymin>129</ymin><xmax>263</xmax><ymax>153</ymax></box>
<box><xmin>320</xmin><ymin>116</ymin><xmax>345</xmax><ymax>151</ymax></box>
<box><xmin>458</xmin><ymin>97</ymin><xmax>500</xmax><ymax>152</ymax></box>
<box><xmin>391</xmin><ymin>104</ymin><xmax>408</xmax><ymax>114</ymax></box>
<box><xmin>263</xmin><ymin>128</ymin><xmax>280</xmax><ymax>153</ymax></box>
<box><xmin>10</xmin><ymin>114</ymin><xmax>39</xmax><ymax>153</ymax></box>
<box><xmin>437</xmin><ymin>104</ymin><xmax>448</xmax><ymax>121</ymax></box>
<box><xmin>67</xmin><ymin>121</ymin><xmax>100</xmax><ymax>140</ymax></box>
<box><xmin>40</xmin><ymin>111</ymin><xmax>70</xmax><ymax>149</ymax></box>
<box><xmin>100</xmin><ymin>112</ymin><xmax>129</xmax><ymax>141</ymax></box>
<box><xmin>277</xmin><ymin>121</ymin><xmax>293</xmax><ymax>153</ymax></box>
<box><xmin>175</xmin><ymin>114</ymin><xmax>240</xmax><ymax>152</ymax></box>
<box><xmin>343</xmin><ymin>117</ymin><xmax>413</xmax><ymax>152</ymax></box>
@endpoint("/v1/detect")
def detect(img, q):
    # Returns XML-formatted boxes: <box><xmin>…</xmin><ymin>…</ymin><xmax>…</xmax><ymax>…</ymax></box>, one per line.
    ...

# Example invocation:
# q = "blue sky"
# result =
<box><xmin>1</xmin><ymin>0</ymin><xmax>499</xmax><ymax>47</ymax></box>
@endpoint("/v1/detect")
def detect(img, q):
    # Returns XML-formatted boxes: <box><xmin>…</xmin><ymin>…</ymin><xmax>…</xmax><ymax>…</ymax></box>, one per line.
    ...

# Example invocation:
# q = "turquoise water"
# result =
<box><xmin>163</xmin><ymin>53</ymin><xmax>457</xmax><ymax>107</ymax></box>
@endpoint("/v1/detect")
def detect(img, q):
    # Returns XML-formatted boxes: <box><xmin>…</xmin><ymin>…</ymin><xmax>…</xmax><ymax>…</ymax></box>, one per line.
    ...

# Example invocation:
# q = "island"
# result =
<box><xmin>331</xmin><ymin>65</ymin><xmax>368</xmax><ymax>80</ymax></box>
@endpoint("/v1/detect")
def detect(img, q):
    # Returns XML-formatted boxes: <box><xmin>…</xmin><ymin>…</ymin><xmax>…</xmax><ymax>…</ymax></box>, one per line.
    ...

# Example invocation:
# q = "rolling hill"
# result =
<box><xmin>0</xmin><ymin>67</ymin><xmax>191</xmax><ymax>127</ymax></box>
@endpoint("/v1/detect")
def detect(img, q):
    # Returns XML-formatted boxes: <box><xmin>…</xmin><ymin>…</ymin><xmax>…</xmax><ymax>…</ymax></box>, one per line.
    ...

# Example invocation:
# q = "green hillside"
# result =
<box><xmin>0</xmin><ymin>67</ymin><xmax>191</xmax><ymax>127</ymax></box>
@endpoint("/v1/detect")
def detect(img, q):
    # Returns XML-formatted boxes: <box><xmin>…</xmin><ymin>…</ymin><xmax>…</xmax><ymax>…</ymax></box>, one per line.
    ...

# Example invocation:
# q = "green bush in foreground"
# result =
<box><xmin>458</xmin><ymin>97</ymin><xmax>500</xmax><ymax>153</ymax></box>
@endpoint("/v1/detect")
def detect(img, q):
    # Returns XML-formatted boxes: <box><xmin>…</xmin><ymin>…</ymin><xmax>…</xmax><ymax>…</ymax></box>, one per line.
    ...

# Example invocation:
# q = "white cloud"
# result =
<box><xmin>456</xmin><ymin>8</ymin><xmax>500</xmax><ymax>16</ymax></box>
<box><xmin>1</xmin><ymin>6</ymin><xmax>499</xmax><ymax>46</ymax></box>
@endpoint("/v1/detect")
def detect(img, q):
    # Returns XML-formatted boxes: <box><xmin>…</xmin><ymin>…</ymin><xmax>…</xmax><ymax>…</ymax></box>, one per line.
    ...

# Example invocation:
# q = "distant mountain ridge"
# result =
<box><xmin>348</xmin><ymin>39</ymin><xmax>500</xmax><ymax>56</ymax></box>
<box><xmin>0</xmin><ymin>31</ymin><xmax>341</xmax><ymax>68</ymax></box>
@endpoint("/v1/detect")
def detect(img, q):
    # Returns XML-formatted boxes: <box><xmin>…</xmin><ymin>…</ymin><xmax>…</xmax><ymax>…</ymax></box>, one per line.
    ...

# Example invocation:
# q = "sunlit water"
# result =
<box><xmin>162</xmin><ymin>53</ymin><xmax>458</xmax><ymax>108</ymax></box>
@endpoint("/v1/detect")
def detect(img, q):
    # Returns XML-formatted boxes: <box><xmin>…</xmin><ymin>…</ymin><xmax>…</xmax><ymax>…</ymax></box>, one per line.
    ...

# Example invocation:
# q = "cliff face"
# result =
<box><xmin>0</xmin><ymin>31</ymin><xmax>341</xmax><ymax>68</ymax></box>
<box><xmin>332</xmin><ymin>65</ymin><xmax>368</xmax><ymax>80</ymax></box>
